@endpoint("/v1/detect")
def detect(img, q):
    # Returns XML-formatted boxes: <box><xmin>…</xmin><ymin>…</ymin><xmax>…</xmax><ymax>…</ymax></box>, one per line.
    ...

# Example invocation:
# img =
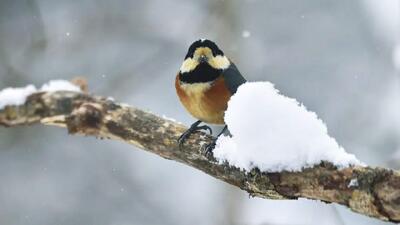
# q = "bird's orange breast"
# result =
<box><xmin>175</xmin><ymin>74</ymin><xmax>231</xmax><ymax>124</ymax></box>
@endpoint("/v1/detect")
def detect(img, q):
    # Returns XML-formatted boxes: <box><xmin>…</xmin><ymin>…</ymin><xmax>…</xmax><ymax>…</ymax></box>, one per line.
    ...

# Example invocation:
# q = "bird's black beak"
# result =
<box><xmin>198</xmin><ymin>55</ymin><xmax>208</xmax><ymax>63</ymax></box>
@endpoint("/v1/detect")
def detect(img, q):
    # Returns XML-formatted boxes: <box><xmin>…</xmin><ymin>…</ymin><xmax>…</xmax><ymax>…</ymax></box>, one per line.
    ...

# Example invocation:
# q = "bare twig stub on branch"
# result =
<box><xmin>0</xmin><ymin>91</ymin><xmax>399</xmax><ymax>222</ymax></box>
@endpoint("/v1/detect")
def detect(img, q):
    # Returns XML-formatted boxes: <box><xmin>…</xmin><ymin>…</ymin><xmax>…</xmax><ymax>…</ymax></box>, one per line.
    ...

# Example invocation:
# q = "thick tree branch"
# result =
<box><xmin>0</xmin><ymin>91</ymin><xmax>399</xmax><ymax>223</ymax></box>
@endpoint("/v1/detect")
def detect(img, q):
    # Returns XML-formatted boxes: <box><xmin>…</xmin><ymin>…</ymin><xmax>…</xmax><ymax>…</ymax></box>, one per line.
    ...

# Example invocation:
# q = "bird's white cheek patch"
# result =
<box><xmin>180</xmin><ymin>58</ymin><xmax>199</xmax><ymax>73</ymax></box>
<box><xmin>209</xmin><ymin>55</ymin><xmax>230</xmax><ymax>70</ymax></box>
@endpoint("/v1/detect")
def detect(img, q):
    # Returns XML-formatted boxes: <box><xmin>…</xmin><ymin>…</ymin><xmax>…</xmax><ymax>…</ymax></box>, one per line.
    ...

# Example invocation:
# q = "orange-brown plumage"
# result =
<box><xmin>175</xmin><ymin>74</ymin><xmax>231</xmax><ymax>124</ymax></box>
<box><xmin>175</xmin><ymin>39</ymin><xmax>246</xmax><ymax>152</ymax></box>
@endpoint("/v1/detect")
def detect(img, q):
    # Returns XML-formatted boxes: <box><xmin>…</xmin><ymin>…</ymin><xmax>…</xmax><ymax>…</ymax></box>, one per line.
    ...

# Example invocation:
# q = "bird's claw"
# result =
<box><xmin>196</xmin><ymin>125</ymin><xmax>213</xmax><ymax>135</ymax></box>
<box><xmin>201</xmin><ymin>139</ymin><xmax>216</xmax><ymax>157</ymax></box>
<box><xmin>178</xmin><ymin>124</ymin><xmax>212</xmax><ymax>148</ymax></box>
<box><xmin>177</xmin><ymin>132</ymin><xmax>190</xmax><ymax>148</ymax></box>
<box><xmin>201</xmin><ymin>125</ymin><xmax>227</xmax><ymax>157</ymax></box>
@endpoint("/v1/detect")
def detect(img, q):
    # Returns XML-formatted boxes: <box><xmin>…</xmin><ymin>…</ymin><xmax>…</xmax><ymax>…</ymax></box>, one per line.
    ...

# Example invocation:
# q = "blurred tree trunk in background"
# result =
<box><xmin>0</xmin><ymin>0</ymin><xmax>46</xmax><ymax>86</ymax></box>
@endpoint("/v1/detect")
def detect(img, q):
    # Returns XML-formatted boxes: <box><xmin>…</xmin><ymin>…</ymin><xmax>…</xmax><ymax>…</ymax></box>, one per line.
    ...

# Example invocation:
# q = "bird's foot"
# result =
<box><xmin>201</xmin><ymin>138</ymin><xmax>217</xmax><ymax>157</ymax></box>
<box><xmin>178</xmin><ymin>121</ymin><xmax>212</xmax><ymax>148</ymax></box>
<box><xmin>201</xmin><ymin>125</ymin><xmax>228</xmax><ymax>157</ymax></box>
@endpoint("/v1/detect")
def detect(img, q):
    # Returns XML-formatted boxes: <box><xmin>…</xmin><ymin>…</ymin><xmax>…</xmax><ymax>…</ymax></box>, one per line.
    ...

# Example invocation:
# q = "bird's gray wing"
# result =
<box><xmin>222</xmin><ymin>62</ymin><xmax>247</xmax><ymax>94</ymax></box>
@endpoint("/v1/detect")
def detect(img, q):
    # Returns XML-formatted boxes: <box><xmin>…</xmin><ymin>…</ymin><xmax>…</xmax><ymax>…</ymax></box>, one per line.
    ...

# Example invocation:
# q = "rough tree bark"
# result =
<box><xmin>0</xmin><ymin>90</ymin><xmax>399</xmax><ymax>223</ymax></box>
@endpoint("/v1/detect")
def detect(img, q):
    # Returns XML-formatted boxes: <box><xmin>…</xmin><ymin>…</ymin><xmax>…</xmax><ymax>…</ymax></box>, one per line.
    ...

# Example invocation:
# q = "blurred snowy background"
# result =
<box><xmin>0</xmin><ymin>0</ymin><xmax>399</xmax><ymax>224</ymax></box>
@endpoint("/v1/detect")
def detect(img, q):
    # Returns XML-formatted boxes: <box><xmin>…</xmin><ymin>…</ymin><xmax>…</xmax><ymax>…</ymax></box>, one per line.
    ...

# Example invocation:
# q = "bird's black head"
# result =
<box><xmin>184</xmin><ymin>39</ymin><xmax>224</xmax><ymax>59</ymax></box>
<box><xmin>179</xmin><ymin>39</ymin><xmax>230</xmax><ymax>83</ymax></box>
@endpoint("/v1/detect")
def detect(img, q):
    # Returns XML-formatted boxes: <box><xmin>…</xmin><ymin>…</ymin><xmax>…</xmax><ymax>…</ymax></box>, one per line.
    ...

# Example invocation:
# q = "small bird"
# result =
<box><xmin>175</xmin><ymin>39</ymin><xmax>246</xmax><ymax>153</ymax></box>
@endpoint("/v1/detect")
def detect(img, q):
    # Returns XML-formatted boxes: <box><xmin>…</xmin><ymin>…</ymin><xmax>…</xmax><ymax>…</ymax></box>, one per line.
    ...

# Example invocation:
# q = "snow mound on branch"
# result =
<box><xmin>213</xmin><ymin>82</ymin><xmax>362</xmax><ymax>172</ymax></box>
<box><xmin>0</xmin><ymin>85</ymin><xmax>37</xmax><ymax>109</ymax></box>
<box><xmin>40</xmin><ymin>80</ymin><xmax>81</xmax><ymax>92</ymax></box>
<box><xmin>0</xmin><ymin>80</ymin><xmax>81</xmax><ymax>110</ymax></box>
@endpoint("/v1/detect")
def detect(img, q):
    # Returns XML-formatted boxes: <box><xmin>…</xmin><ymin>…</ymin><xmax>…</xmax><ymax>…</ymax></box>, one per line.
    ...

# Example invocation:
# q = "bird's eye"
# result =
<box><xmin>211</xmin><ymin>49</ymin><xmax>223</xmax><ymax>57</ymax></box>
<box><xmin>185</xmin><ymin>40</ymin><xmax>203</xmax><ymax>59</ymax></box>
<box><xmin>199</xmin><ymin>40</ymin><xmax>223</xmax><ymax>56</ymax></box>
